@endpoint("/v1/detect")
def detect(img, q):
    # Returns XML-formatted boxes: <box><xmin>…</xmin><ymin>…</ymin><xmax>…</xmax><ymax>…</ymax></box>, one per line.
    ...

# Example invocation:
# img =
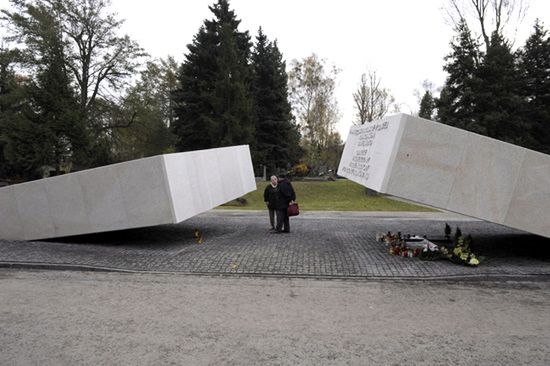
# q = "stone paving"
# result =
<box><xmin>0</xmin><ymin>210</ymin><xmax>549</xmax><ymax>279</ymax></box>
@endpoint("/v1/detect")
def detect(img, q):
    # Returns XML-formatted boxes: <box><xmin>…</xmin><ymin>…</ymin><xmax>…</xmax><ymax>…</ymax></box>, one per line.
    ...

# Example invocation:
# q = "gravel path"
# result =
<box><xmin>1</xmin><ymin>269</ymin><xmax>549</xmax><ymax>366</ymax></box>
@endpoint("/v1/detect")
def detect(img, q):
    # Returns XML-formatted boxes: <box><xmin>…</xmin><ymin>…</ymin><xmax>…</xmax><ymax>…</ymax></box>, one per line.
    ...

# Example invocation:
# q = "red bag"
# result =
<box><xmin>287</xmin><ymin>202</ymin><xmax>299</xmax><ymax>217</ymax></box>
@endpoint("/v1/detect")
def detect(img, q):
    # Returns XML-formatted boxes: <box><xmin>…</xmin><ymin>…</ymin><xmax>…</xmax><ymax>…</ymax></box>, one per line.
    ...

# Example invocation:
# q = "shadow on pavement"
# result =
<box><xmin>46</xmin><ymin>224</ymin><xmax>199</xmax><ymax>248</ymax></box>
<box><xmin>471</xmin><ymin>233</ymin><xmax>550</xmax><ymax>260</ymax></box>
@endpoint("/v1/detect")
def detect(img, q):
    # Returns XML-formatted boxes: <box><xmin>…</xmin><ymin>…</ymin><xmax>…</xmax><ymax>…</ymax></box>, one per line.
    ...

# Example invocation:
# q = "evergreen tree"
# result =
<box><xmin>1</xmin><ymin>4</ymin><xmax>82</xmax><ymax>178</ymax></box>
<box><xmin>517</xmin><ymin>20</ymin><xmax>550</xmax><ymax>153</ymax></box>
<box><xmin>251</xmin><ymin>28</ymin><xmax>301</xmax><ymax>174</ymax></box>
<box><xmin>475</xmin><ymin>32</ymin><xmax>526</xmax><ymax>145</ymax></box>
<box><xmin>0</xmin><ymin>48</ymin><xmax>26</xmax><ymax>178</ymax></box>
<box><xmin>172</xmin><ymin>0</ymin><xmax>255</xmax><ymax>153</ymax></box>
<box><xmin>172</xmin><ymin>23</ymin><xmax>218</xmax><ymax>151</ymax></box>
<box><xmin>418</xmin><ymin>90</ymin><xmax>435</xmax><ymax>120</ymax></box>
<box><xmin>4</xmin><ymin>0</ymin><xmax>146</xmax><ymax>170</ymax></box>
<box><xmin>0</xmin><ymin>66</ymin><xmax>52</xmax><ymax>180</ymax></box>
<box><xmin>437</xmin><ymin>20</ymin><xmax>481</xmax><ymax>132</ymax></box>
<box><xmin>31</xmin><ymin>15</ymin><xmax>82</xmax><ymax>173</ymax></box>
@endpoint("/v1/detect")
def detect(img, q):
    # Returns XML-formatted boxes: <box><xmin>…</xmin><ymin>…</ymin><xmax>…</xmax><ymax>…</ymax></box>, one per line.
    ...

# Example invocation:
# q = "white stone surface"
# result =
<box><xmin>0</xmin><ymin>187</ymin><xmax>23</xmax><ymax>240</ymax></box>
<box><xmin>0</xmin><ymin>145</ymin><xmax>256</xmax><ymax>240</ymax></box>
<box><xmin>163</xmin><ymin>145</ymin><xmax>256</xmax><ymax>223</ymax></box>
<box><xmin>505</xmin><ymin>150</ymin><xmax>550</xmax><ymax>237</ymax></box>
<box><xmin>44</xmin><ymin>173</ymin><xmax>91</xmax><ymax>237</ymax></box>
<box><xmin>338</xmin><ymin>114</ymin><xmax>550</xmax><ymax>238</ymax></box>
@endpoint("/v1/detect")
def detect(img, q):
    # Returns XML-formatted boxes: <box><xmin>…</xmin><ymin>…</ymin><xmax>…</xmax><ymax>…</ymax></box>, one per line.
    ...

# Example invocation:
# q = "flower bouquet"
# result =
<box><xmin>376</xmin><ymin>232</ymin><xmax>436</xmax><ymax>259</ymax></box>
<box><xmin>438</xmin><ymin>232</ymin><xmax>480</xmax><ymax>266</ymax></box>
<box><xmin>376</xmin><ymin>224</ymin><xmax>481</xmax><ymax>266</ymax></box>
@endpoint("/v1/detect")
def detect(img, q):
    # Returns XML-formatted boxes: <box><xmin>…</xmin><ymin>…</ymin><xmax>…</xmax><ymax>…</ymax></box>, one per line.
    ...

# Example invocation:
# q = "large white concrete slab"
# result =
<box><xmin>0</xmin><ymin>145</ymin><xmax>256</xmax><ymax>240</ymax></box>
<box><xmin>338</xmin><ymin>114</ymin><xmax>550</xmax><ymax>238</ymax></box>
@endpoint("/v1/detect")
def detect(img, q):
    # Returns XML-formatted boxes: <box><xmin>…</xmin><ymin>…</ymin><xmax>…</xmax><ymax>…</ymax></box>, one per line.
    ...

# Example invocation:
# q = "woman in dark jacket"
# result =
<box><xmin>263</xmin><ymin>175</ymin><xmax>279</xmax><ymax>231</ymax></box>
<box><xmin>274</xmin><ymin>174</ymin><xmax>296</xmax><ymax>233</ymax></box>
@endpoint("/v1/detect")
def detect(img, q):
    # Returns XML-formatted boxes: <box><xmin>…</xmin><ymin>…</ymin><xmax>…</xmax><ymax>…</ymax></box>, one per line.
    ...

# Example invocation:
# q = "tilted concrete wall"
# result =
<box><xmin>338</xmin><ymin>114</ymin><xmax>550</xmax><ymax>238</ymax></box>
<box><xmin>0</xmin><ymin>145</ymin><xmax>256</xmax><ymax>240</ymax></box>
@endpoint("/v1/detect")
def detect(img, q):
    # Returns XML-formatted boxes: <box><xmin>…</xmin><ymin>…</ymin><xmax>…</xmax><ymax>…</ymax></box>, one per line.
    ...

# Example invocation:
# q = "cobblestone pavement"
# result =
<box><xmin>0</xmin><ymin>210</ymin><xmax>549</xmax><ymax>279</ymax></box>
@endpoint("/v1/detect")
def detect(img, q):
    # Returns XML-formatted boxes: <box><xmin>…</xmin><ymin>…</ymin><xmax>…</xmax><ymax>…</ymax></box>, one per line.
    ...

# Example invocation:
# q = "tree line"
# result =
<box><xmin>419</xmin><ymin>1</ymin><xmax>550</xmax><ymax>154</ymax></box>
<box><xmin>1</xmin><ymin>0</ymin><xmax>548</xmax><ymax>182</ymax></box>
<box><xmin>0</xmin><ymin>0</ymin><xmax>157</xmax><ymax>180</ymax></box>
<box><xmin>0</xmin><ymin>0</ymin><xmax>314</xmax><ymax>181</ymax></box>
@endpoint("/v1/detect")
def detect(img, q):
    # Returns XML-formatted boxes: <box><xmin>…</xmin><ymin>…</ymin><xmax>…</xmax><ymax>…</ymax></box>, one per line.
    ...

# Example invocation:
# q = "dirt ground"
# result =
<box><xmin>1</xmin><ymin>269</ymin><xmax>549</xmax><ymax>365</ymax></box>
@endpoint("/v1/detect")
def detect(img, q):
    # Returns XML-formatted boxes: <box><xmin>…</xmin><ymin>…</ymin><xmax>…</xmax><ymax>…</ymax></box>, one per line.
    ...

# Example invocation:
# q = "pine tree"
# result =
<box><xmin>1</xmin><ymin>5</ymin><xmax>83</xmax><ymax>178</ymax></box>
<box><xmin>517</xmin><ymin>20</ymin><xmax>550</xmax><ymax>153</ymax></box>
<box><xmin>32</xmin><ymin>21</ymin><xmax>83</xmax><ymax>173</ymax></box>
<box><xmin>172</xmin><ymin>0</ymin><xmax>255</xmax><ymax>153</ymax></box>
<box><xmin>475</xmin><ymin>32</ymin><xmax>526</xmax><ymax>145</ymax></box>
<box><xmin>418</xmin><ymin>90</ymin><xmax>435</xmax><ymax>120</ymax></box>
<box><xmin>172</xmin><ymin>24</ymin><xmax>218</xmax><ymax>151</ymax></box>
<box><xmin>437</xmin><ymin>20</ymin><xmax>481</xmax><ymax>132</ymax></box>
<box><xmin>0</xmin><ymin>66</ymin><xmax>53</xmax><ymax>179</ymax></box>
<box><xmin>4</xmin><ymin>0</ymin><xmax>146</xmax><ymax>170</ymax></box>
<box><xmin>0</xmin><ymin>48</ymin><xmax>26</xmax><ymax>178</ymax></box>
<box><xmin>251</xmin><ymin>28</ymin><xmax>301</xmax><ymax>174</ymax></box>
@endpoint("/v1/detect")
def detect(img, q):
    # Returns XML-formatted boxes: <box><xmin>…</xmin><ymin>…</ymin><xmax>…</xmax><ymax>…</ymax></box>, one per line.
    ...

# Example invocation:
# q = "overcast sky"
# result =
<box><xmin>110</xmin><ymin>0</ymin><xmax>550</xmax><ymax>139</ymax></box>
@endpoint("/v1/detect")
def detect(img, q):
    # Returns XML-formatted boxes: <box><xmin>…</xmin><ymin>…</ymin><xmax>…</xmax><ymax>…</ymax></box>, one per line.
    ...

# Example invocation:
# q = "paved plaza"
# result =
<box><xmin>0</xmin><ymin>210</ymin><xmax>548</xmax><ymax>279</ymax></box>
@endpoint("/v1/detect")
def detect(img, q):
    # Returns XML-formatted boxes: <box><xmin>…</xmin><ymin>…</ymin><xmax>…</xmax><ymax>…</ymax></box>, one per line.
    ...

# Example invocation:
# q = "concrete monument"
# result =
<box><xmin>338</xmin><ymin>114</ymin><xmax>550</xmax><ymax>238</ymax></box>
<box><xmin>0</xmin><ymin>145</ymin><xmax>256</xmax><ymax>240</ymax></box>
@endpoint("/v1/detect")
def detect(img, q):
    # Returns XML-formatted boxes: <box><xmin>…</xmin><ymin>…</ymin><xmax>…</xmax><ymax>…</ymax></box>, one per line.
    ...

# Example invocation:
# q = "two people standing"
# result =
<box><xmin>263</xmin><ymin>174</ymin><xmax>296</xmax><ymax>233</ymax></box>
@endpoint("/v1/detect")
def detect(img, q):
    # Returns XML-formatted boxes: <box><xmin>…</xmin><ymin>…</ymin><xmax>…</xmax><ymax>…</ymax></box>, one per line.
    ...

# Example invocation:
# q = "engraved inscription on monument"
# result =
<box><xmin>338</xmin><ymin>116</ymin><xmax>402</xmax><ymax>192</ymax></box>
<box><xmin>339</xmin><ymin>121</ymin><xmax>389</xmax><ymax>182</ymax></box>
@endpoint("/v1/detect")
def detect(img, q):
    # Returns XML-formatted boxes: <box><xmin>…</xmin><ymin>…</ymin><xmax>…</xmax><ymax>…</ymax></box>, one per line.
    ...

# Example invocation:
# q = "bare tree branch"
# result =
<box><xmin>352</xmin><ymin>70</ymin><xmax>394</xmax><ymax>124</ymax></box>
<box><xmin>444</xmin><ymin>0</ymin><xmax>529</xmax><ymax>51</ymax></box>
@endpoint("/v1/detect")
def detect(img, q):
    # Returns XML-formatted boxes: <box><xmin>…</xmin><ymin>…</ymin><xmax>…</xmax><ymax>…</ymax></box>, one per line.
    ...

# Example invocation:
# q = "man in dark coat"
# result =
<box><xmin>274</xmin><ymin>174</ymin><xmax>296</xmax><ymax>233</ymax></box>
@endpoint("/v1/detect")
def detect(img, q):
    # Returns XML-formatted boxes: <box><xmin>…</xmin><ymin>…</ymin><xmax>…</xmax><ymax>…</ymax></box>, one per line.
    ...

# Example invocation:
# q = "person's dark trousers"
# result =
<box><xmin>268</xmin><ymin>208</ymin><xmax>276</xmax><ymax>229</ymax></box>
<box><xmin>276</xmin><ymin>209</ymin><xmax>290</xmax><ymax>233</ymax></box>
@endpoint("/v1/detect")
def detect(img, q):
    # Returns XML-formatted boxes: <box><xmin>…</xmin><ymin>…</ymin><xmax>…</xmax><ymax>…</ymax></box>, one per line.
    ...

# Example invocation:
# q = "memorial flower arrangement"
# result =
<box><xmin>439</xmin><ymin>230</ymin><xmax>480</xmax><ymax>266</ymax></box>
<box><xmin>376</xmin><ymin>224</ymin><xmax>480</xmax><ymax>266</ymax></box>
<box><xmin>376</xmin><ymin>232</ymin><xmax>439</xmax><ymax>259</ymax></box>
<box><xmin>194</xmin><ymin>228</ymin><xmax>203</xmax><ymax>244</ymax></box>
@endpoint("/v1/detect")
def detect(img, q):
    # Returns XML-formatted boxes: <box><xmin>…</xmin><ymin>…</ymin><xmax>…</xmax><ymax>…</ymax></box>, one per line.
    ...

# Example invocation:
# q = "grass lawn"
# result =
<box><xmin>219</xmin><ymin>179</ymin><xmax>436</xmax><ymax>212</ymax></box>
